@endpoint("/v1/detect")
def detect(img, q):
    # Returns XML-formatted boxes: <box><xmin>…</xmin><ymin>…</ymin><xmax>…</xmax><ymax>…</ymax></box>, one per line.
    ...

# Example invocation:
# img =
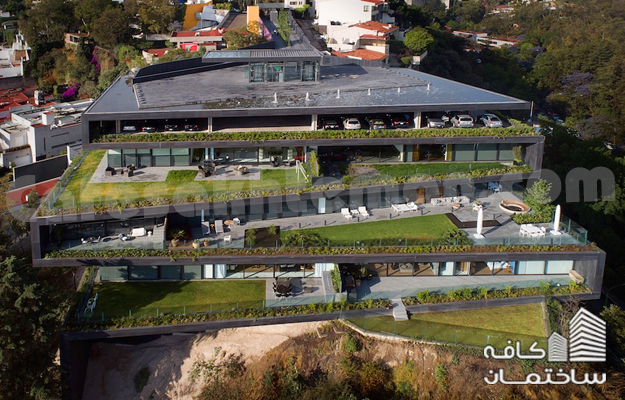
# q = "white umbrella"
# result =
<box><xmin>474</xmin><ymin>208</ymin><xmax>484</xmax><ymax>238</ymax></box>
<box><xmin>552</xmin><ymin>204</ymin><xmax>562</xmax><ymax>235</ymax></box>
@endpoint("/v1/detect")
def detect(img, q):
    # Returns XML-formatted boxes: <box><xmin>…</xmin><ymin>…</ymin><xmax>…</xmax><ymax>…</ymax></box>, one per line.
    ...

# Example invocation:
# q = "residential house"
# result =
<box><xmin>169</xmin><ymin>29</ymin><xmax>223</xmax><ymax>51</ymax></box>
<box><xmin>0</xmin><ymin>99</ymin><xmax>92</xmax><ymax>167</ymax></box>
<box><xmin>315</xmin><ymin>0</ymin><xmax>395</xmax><ymax>30</ymax></box>
<box><xmin>326</xmin><ymin>20</ymin><xmax>398</xmax><ymax>60</ymax></box>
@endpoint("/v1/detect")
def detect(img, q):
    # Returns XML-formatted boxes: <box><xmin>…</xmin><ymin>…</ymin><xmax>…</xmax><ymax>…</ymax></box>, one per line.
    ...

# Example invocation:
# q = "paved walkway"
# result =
<box><xmin>356</xmin><ymin>275</ymin><xmax>572</xmax><ymax>300</ymax></box>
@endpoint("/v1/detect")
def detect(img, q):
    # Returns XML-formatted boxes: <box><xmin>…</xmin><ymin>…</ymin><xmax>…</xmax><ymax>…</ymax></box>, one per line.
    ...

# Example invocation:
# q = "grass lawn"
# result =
<box><xmin>370</xmin><ymin>162</ymin><xmax>507</xmax><ymax>178</ymax></box>
<box><xmin>347</xmin><ymin>304</ymin><xmax>547</xmax><ymax>349</ymax></box>
<box><xmin>55</xmin><ymin>151</ymin><xmax>304</xmax><ymax>208</ymax></box>
<box><xmin>283</xmin><ymin>214</ymin><xmax>458</xmax><ymax>245</ymax></box>
<box><xmin>90</xmin><ymin>280</ymin><xmax>266</xmax><ymax>319</ymax></box>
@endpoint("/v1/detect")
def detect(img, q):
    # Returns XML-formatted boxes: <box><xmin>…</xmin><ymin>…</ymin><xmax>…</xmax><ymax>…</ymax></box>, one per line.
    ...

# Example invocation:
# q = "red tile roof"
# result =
<box><xmin>360</xmin><ymin>34</ymin><xmax>389</xmax><ymax>40</ymax></box>
<box><xmin>147</xmin><ymin>49</ymin><xmax>169</xmax><ymax>57</ymax></box>
<box><xmin>332</xmin><ymin>49</ymin><xmax>388</xmax><ymax>61</ymax></box>
<box><xmin>171</xmin><ymin>30</ymin><xmax>223</xmax><ymax>38</ymax></box>
<box><xmin>353</xmin><ymin>21</ymin><xmax>398</xmax><ymax>34</ymax></box>
<box><xmin>362</xmin><ymin>0</ymin><xmax>386</xmax><ymax>4</ymax></box>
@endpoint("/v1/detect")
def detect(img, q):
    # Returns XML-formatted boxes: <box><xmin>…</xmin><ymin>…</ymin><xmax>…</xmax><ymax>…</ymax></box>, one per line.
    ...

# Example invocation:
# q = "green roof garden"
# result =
<box><xmin>92</xmin><ymin>126</ymin><xmax>539</xmax><ymax>144</ymax></box>
<box><xmin>39</xmin><ymin>150</ymin><xmax>531</xmax><ymax>216</ymax></box>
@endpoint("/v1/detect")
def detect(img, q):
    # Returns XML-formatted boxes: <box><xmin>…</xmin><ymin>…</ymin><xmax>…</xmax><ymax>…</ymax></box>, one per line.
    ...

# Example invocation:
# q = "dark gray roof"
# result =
<box><xmin>85</xmin><ymin>63</ymin><xmax>529</xmax><ymax>116</ymax></box>
<box><xmin>201</xmin><ymin>48</ymin><xmax>323</xmax><ymax>62</ymax></box>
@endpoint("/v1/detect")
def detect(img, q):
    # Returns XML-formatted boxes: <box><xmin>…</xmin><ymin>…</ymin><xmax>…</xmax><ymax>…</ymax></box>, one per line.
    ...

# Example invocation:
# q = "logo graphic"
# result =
<box><xmin>484</xmin><ymin>307</ymin><xmax>607</xmax><ymax>385</ymax></box>
<box><xmin>568</xmin><ymin>307</ymin><xmax>606</xmax><ymax>362</ymax></box>
<box><xmin>547</xmin><ymin>332</ymin><xmax>567</xmax><ymax>362</ymax></box>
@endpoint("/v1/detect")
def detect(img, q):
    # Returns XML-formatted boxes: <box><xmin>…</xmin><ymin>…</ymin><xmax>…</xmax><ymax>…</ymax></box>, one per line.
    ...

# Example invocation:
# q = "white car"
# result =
<box><xmin>451</xmin><ymin>114</ymin><xmax>474</xmax><ymax>128</ymax></box>
<box><xmin>480</xmin><ymin>114</ymin><xmax>503</xmax><ymax>128</ymax></box>
<box><xmin>343</xmin><ymin>118</ymin><xmax>361</xmax><ymax>130</ymax></box>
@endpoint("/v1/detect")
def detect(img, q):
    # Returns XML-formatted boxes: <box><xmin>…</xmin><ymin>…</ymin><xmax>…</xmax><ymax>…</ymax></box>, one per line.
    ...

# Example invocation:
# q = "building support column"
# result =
<box><xmin>207</xmin><ymin>117</ymin><xmax>213</xmax><ymax>133</ymax></box>
<box><xmin>115</xmin><ymin>120</ymin><xmax>121</xmax><ymax>133</ymax></box>
<box><xmin>311</xmin><ymin>114</ymin><xmax>318</xmax><ymax>130</ymax></box>
<box><xmin>413</xmin><ymin>111</ymin><xmax>422</xmax><ymax>129</ymax></box>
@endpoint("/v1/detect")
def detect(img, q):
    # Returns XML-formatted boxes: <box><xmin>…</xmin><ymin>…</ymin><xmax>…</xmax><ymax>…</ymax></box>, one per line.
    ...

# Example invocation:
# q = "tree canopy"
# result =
<box><xmin>404</xmin><ymin>27</ymin><xmax>434</xmax><ymax>55</ymax></box>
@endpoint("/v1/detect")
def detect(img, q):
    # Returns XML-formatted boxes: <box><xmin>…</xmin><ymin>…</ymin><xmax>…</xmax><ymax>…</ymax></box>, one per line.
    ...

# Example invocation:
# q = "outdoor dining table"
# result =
<box><xmin>275</xmin><ymin>277</ymin><xmax>292</xmax><ymax>295</ymax></box>
<box><xmin>224</xmin><ymin>220</ymin><xmax>235</xmax><ymax>226</ymax></box>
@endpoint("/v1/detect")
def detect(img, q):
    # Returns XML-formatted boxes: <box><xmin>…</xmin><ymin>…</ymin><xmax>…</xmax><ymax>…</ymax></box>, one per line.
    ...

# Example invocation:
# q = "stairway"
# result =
<box><xmin>392</xmin><ymin>298</ymin><xmax>409</xmax><ymax>321</ymax></box>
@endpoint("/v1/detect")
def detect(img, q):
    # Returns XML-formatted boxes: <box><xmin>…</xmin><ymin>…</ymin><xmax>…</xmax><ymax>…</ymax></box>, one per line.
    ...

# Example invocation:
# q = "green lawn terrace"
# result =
<box><xmin>83</xmin><ymin>280</ymin><xmax>267</xmax><ymax>320</ymax></box>
<box><xmin>347</xmin><ymin>303</ymin><xmax>547</xmax><ymax>350</ymax></box>
<box><xmin>46</xmin><ymin>190</ymin><xmax>589</xmax><ymax>256</ymax></box>
<box><xmin>41</xmin><ymin>150</ymin><xmax>531</xmax><ymax>215</ymax></box>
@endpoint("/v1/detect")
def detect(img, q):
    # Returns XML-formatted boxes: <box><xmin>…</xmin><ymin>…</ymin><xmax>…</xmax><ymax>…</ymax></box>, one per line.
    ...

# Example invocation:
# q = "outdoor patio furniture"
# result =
<box><xmin>407</xmin><ymin>202</ymin><xmax>419</xmax><ymax>212</ymax></box>
<box><xmin>130</xmin><ymin>227</ymin><xmax>147</xmax><ymax>237</ymax></box>
<box><xmin>224</xmin><ymin>220</ymin><xmax>235</xmax><ymax>227</ymax></box>
<box><xmin>215</xmin><ymin>220</ymin><xmax>224</xmax><ymax>234</ymax></box>
<box><xmin>341</xmin><ymin>208</ymin><xmax>352</xmax><ymax>219</ymax></box>
<box><xmin>392</xmin><ymin>203</ymin><xmax>411</xmax><ymax>214</ymax></box>
<box><xmin>350</xmin><ymin>209</ymin><xmax>359</xmax><ymax>217</ymax></box>
<box><xmin>201</xmin><ymin>221</ymin><xmax>211</xmax><ymax>236</ymax></box>
<box><xmin>234</xmin><ymin>165</ymin><xmax>249</xmax><ymax>175</ymax></box>
<box><xmin>104</xmin><ymin>167</ymin><xmax>115</xmax><ymax>176</ymax></box>
<box><xmin>224</xmin><ymin>235</ymin><xmax>231</xmax><ymax>244</ymax></box>
<box><xmin>399</xmin><ymin>263</ymin><xmax>414</xmax><ymax>273</ymax></box>
<box><xmin>81</xmin><ymin>238</ymin><xmax>88</xmax><ymax>244</ymax></box>
<box><xmin>127</xmin><ymin>169</ymin><xmax>134</xmax><ymax>177</ymax></box>
<box><xmin>233</xmin><ymin>217</ymin><xmax>241</xmax><ymax>225</ymax></box>
<box><xmin>358</xmin><ymin>206</ymin><xmax>370</xmax><ymax>218</ymax></box>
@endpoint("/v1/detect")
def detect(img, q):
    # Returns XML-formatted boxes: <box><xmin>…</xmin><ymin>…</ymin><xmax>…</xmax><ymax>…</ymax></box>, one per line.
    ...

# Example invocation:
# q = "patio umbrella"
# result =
<box><xmin>552</xmin><ymin>204</ymin><xmax>562</xmax><ymax>235</ymax></box>
<box><xmin>474</xmin><ymin>208</ymin><xmax>484</xmax><ymax>238</ymax></box>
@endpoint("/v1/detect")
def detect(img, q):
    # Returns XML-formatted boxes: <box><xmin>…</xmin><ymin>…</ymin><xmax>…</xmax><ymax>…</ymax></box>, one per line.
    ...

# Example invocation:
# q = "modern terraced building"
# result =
<box><xmin>30</xmin><ymin>45</ymin><xmax>604</xmax><ymax>305</ymax></box>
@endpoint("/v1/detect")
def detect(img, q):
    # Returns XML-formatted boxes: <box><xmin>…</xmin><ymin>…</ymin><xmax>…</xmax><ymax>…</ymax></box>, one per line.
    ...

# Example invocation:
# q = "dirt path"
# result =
<box><xmin>82</xmin><ymin>321</ymin><xmax>324</xmax><ymax>400</ymax></box>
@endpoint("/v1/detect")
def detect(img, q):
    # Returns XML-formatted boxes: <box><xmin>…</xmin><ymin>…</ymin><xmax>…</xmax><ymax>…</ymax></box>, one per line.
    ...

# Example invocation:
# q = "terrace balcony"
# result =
<box><xmin>47</xmin><ymin>191</ymin><xmax>587</xmax><ymax>254</ymax></box>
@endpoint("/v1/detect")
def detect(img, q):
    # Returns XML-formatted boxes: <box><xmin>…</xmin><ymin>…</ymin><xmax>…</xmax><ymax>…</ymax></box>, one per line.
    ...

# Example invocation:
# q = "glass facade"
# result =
<box><xmin>246</xmin><ymin>61</ymin><xmax>320</xmax><ymax>82</ymax></box>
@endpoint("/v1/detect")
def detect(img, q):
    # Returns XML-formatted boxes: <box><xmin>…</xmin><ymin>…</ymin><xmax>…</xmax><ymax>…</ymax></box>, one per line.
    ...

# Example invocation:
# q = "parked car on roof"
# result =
<box><xmin>426</xmin><ymin>117</ymin><xmax>445</xmax><ymax>129</ymax></box>
<box><xmin>164</xmin><ymin>121</ymin><xmax>179</xmax><ymax>131</ymax></box>
<box><xmin>479</xmin><ymin>114</ymin><xmax>503</xmax><ymax>128</ymax></box>
<box><xmin>343</xmin><ymin>117</ymin><xmax>361</xmax><ymax>130</ymax></box>
<box><xmin>441</xmin><ymin>112</ymin><xmax>454</xmax><ymax>122</ymax></box>
<box><xmin>184</xmin><ymin>124</ymin><xmax>199</xmax><ymax>131</ymax></box>
<box><xmin>365</xmin><ymin>117</ymin><xmax>387</xmax><ymax>130</ymax></box>
<box><xmin>142</xmin><ymin>126</ymin><xmax>157</xmax><ymax>133</ymax></box>
<box><xmin>386</xmin><ymin>113</ymin><xmax>410</xmax><ymax>128</ymax></box>
<box><xmin>321</xmin><ymin>118</ymin><xmax>341</xmax><ymax>130</ymax></box>
<box><xmin>451</xmin><ymin>114</ymin><xmax>474</xmax><ymax>128</ymax></box>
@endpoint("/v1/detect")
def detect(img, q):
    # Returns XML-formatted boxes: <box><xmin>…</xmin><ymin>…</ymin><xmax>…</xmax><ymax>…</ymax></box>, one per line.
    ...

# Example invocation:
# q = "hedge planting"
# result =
<box><xmin>68</xmin><ymin>298</ymin><xmax>391</xmax><ymax>331</ymax></box>
<box><xmin>45</xmin><ymin>243</ymin><xmax>597</xmax><ymax>260</ymax></box>
<box><xmin>93</xmin><ymin>126</ymin><xmax>538</xmax><ymax>144</ymax></box>
<box><xmin>403</xmin><ymin>282</ymin><xmax>589</xmax><ymax>306</ymax></box>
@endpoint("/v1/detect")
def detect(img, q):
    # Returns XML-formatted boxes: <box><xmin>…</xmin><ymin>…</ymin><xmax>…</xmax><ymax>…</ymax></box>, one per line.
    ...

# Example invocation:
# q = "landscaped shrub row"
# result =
<box><xmin>37</xmin><ymin>165</ymin><xmax>532</xmax><ymax>217</ymax></box>
<box><xmin>402</xmin><ymin>282</ymin><xmax>589</xmax><ymax>306</ymax></box>
<box><xmin>93</xmin><ymin>126</ymin><xmax>538</xmax><ymax>144</ymax></box>
<box><xmin>67</xmin><ymin>298</ymin><xmax>391</xmax><ymax>331</ymax></box>
<box><xmin>45</xmin><ymin>244</ymin><xmax>597</xmax><ymax>260</ymax></box>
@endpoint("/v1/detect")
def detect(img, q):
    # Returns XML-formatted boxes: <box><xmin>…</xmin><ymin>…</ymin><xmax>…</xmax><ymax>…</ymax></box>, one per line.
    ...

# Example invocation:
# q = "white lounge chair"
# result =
<box><xmin>407</xmin><ymin>202</ymin><xmax>419</xmax><ymax>212</ymax></box>
<box><xmin>215</xmin><ymin>220</ymin><xmax>224</xmax><ymax>234</ymax></box>
<box><xmin>130</xmin><ymin>227</ymin><xmax>146</xmax><ymax>237</ymax></box>
<box><xmin>201</xmin><ymin>221</ymin><xmax>211</xmax><ymax>236</ymax></box>
<box><xmin>233</xmin><ymin>217</ymin><xmax>241</xmax><ymax>225</ymax></box>
<box><xmin>224</xmin><ymin>235</ymin><xmax>231</xmax><ymax>244</ymax></box>
<box><xmin>358</xmin><ymin>206</ymin><xmax>370</xmax><ymax>218</ymax></box>
<box><xmin>341</xmin><ymin>208</ymin><xmax>352</xmax><ymax>219</ymax></box>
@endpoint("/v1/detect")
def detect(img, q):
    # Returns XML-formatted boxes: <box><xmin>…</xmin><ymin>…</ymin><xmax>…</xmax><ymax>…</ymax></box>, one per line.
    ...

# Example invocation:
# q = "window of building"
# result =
<box><xmin>130</xmin><ymin>265</ymin><xmax>159</xmax><ymax>280</ymax></box>
<box><xmin>107</xmin><ymin>149</ymin><xmax>122</xmax><ymax>168</ymax></box>
<box><xmin>363</xmin><ymin>5</ymin><xmax>369</xmax><ymax>11</ymax></box>
<box><xmin>172</xmin><ymin>148</ymin><xmax>190</xmax><ymax>166</ymax></box>
<box><xmin>153</xmin><ymin>148</ymin><xmax>171</xmax><ymax>166</ymax></box>
<box><xmin>160</xmin><ymin>265</ymin><xmax>182</xmax><ymax>280</ymax></box>
<box><xmin>183</xmin><ymin>265</ymin><xmax>203</xmax><ymax>280</ymax></box>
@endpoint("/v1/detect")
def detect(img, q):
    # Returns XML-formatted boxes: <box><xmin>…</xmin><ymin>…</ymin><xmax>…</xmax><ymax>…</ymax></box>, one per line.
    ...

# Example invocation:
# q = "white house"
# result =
<box><xmin>0</xmin><ymin>99</ymin><xmax>93</xmax><ymax>167</ymax></box>
<box><xmin>315</xmin><ymin>0</ymin><xmax>395</xmax><ymax>29</ymax></box>
<box><xmin>0</xmin><ymin>32</ymin><xmax>29</xmax><ymax>79</ymax></box>
<box><xmin>326</xmin><ymin>20</ymin><xmax>398</xmax><ymax>56</ymax></box>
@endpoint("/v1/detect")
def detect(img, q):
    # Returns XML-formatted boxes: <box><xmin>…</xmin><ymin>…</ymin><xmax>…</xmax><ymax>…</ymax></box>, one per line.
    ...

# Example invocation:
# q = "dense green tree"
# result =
<box><xmin>126</xmin><ymin>0</ymin><xmax>176</xmax><ymax>34</ymax></box>
<box><xmin>0</xmin><ymin>257</ymin><xmax>67</xmax><ymax>399</ymax></box>
<box><xmin>91</xmin><ymin>7</ymin><xmax>132</xmax><ymax>47</ymax></box>
<box><xmin>19</xmin><ymin>0</ymin><xmax>78</xmax><ymax>44</ymax></box>
<box><xmin>75</xmin><ymin>0</ymin><xmax>117</xmax><ymax>29</ymax></box>
<box><xmin>223</xmin><ymin>21</ymin><xmax>266</xmax><ymax>49</ymax></box>
<box><xmin>404</xmin><ymin>27</ymin><xmax>434</xmax><ymax>55</ymax></box>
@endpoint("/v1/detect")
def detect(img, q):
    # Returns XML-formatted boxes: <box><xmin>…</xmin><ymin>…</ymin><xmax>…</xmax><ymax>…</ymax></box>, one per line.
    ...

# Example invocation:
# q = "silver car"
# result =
<box><xmin>480</xmin><ymin>113</ymin><xmax>503</xmax><ymax>128</ymax></box>
<box><xmin>427</xmin><ymin>117</ymin><xmax>445</xmax><ymax>128</ymax></box>
<box><xmin>451</xmin><ymin>114</ymin><xmax>474</xmax><ymax>128</ymax></box>
<box><xmin>343</xmin><ymin>118</ymin><xmax>361</xmax><ymax>130</ymax></box>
